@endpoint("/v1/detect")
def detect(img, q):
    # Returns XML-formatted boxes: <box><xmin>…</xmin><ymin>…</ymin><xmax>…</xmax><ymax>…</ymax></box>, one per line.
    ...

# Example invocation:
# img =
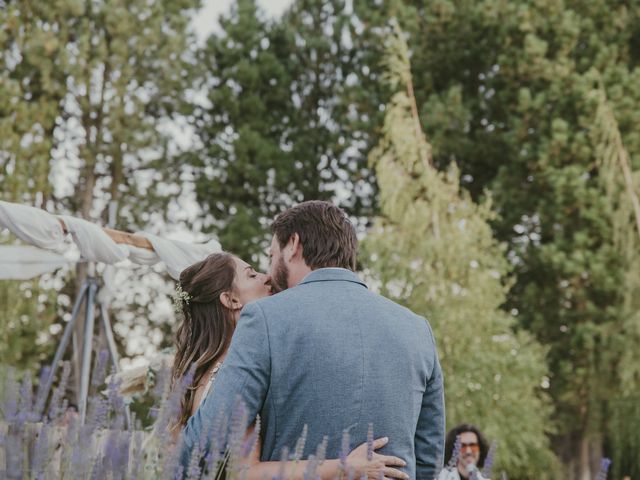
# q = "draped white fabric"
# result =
<box><xmin>139</xmin><ymin>233</ymin><xmax>222</xmax><ymax>280</ymax></box>
<box><xmin>0</xmin><ymin>245</ymin><xmax>71</xmax><ymax>280</ymax></box>
<box><xmin>0</xmin><ymin>201</ymin><xmax>66</xmax><ymax>253</ymax></box>
<box><xmin>60</xmin><ymin>215</ymin><xmax>129</xmax><ymax>264</ymax></box>
<box><xmin>0</xmin><ymin>201</ymin><xmax>222</xmax><ymax>280</ymax></box>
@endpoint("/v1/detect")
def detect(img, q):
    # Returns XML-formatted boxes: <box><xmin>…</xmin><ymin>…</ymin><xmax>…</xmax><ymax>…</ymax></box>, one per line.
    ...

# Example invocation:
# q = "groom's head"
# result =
<box><xmin>269</xmin><ymin>201</ymin><xmax>357</xmax><ymax>292</ymax></box>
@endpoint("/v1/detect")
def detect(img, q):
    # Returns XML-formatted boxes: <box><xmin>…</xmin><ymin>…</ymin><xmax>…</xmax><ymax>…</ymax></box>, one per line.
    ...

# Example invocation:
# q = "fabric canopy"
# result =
<box><xmin>0</xmin><ymin>245</ymin><xmax>71</xmax><ymax>280</ymax></box>
<box><xmin>0</xmin><ymin>201</ymin><xmax>222</xmax><ymax>280</ymax></box>
<box><xmin>0</xmin><ymin>201</ymin><xmax>66</xmax><ymax>253</ymax></box>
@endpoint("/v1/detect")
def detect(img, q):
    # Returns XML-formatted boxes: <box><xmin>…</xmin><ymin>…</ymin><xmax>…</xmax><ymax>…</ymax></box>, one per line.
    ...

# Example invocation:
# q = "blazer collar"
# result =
<box><xmin>299</xmin><ymin>268</ymin><xmax>368</xmax><ymax>288</ymax></box>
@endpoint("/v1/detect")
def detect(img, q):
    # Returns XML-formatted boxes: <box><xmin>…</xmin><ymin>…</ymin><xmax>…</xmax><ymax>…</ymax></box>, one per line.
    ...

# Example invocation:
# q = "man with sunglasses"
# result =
<box><xmin>437</xmin><ymin>424</ymin><xmax>490</xmax><ymax>479</ymax></box>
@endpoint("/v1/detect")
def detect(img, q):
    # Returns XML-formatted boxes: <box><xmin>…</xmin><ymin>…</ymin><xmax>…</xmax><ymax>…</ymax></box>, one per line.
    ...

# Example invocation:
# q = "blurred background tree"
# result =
<box><xmin>363</xmin><ymin>22</ymin><xmax>556</xmax><ymax>477</ymax></box>
<box><xmin>0</xmin><ymin>0</ymin><xmax>202</xmax><ymax>408</ymax></box>
<box><xmin>352</xmin><ymin>1</ymin><xmax>640</xmax><ymax>477</ymax></box>
<box><xmin>185</xmin><ymin>0</ymin><xmax>382</xmax><ymax>262</ymax></box>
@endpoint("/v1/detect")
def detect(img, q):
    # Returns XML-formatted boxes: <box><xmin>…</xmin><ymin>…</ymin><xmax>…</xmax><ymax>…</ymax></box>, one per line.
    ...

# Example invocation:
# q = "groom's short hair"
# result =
<box><xmin>271</xmin><ymin>201</ymin><xmax>357</xmax><ymax>271</ymax></box>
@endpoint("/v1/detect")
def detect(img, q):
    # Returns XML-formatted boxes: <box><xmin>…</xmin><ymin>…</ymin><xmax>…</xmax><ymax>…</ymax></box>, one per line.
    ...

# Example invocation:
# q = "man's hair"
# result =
<box><xmin>271</xmin><ymin>200</ymin><xmax>357</xmax><ymax>270</ymax></box>
<box><xmin>444</xmin><ymin>423</ymin><xmax>490</xmax><ymax>468</ymax></box>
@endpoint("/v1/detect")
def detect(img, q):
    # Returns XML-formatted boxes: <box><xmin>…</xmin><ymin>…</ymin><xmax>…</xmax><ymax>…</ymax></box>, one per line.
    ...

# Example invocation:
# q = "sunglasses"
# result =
<box><xmin>460</xmin><ymin>442</ymin><xmax>480</xmax><ymax>453</ymax></box>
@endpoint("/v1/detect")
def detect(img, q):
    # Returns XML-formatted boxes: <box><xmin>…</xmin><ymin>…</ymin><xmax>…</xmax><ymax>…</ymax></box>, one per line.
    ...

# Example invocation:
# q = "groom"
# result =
<box><xmin>181</xmin><ymin>201</ymin><xmax>445</xmax><ymax>478</ymax></box>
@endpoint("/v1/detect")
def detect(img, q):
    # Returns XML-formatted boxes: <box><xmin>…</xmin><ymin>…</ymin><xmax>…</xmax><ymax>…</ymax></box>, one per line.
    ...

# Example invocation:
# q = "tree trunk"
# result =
<box><xmin>577</xmin><ymin>432</ymin><xmax>603</xmax><ymax>480</ymax></box>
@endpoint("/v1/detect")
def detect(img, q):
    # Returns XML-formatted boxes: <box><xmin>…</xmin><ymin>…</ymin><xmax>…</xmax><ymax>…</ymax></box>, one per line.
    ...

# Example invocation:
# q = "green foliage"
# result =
<box><xmin>363</xmin><ymin>23</ymin><xmax>556</xmax><ymax>477</ymax></box>
<box><xmin>0</xmin><ymin>279</ymin><xmax>57</xmax><ymax>371</ymax></box>
<box><xmin>0</xmin><ymin>0</ymin><xmax>201</xmax><ymax>394</ymax></box>
<box><xmin>189</xmin><ymin>0</ymin><xmax>382</xmax><ymax>262</ymax></box>
<box><xmin>352</xmin><ymin>1</ymin><xmax>640</xmax><ymax>475</ymax></box>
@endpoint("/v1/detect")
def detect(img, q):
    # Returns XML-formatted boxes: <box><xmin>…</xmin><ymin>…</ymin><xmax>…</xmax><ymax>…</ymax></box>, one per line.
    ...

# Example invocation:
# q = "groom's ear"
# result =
<box><xmin>287</xmin><ymin>233</ymin><xmax>302</xmax><ymax>261</ymax></box>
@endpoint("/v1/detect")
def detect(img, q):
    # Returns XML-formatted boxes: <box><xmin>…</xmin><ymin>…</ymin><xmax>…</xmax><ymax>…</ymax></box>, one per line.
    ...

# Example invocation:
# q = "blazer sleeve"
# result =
<box><xmin>179</xmin><ymin>301</ymin><xmax>271</xmax><ymax>469</ymax></box>
<box><xmin>415</xmin><ymin>321</ymin><xmax>446</xmax><ymax>479</ymax></box>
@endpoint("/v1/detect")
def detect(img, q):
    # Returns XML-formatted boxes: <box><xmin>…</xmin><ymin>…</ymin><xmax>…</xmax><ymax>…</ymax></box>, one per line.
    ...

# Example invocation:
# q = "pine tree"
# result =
<box><xmin>189</xmin><ymin>0</ymin><xmax>381</xmax><ymax>262</ymax></box>
<box><xmin>352</xmin><ymin>1</ymin><xmax>640</xmax><ymax>475</ymax></box>
<box><xmin>589</xmin><ymin>83</ymin><xmax>640</xmax><ymax>479</ymax></box>
<box><xmin>363</xmin><ymin>22</ymin><xmax>556</xmax><ymax>477</ymax></box>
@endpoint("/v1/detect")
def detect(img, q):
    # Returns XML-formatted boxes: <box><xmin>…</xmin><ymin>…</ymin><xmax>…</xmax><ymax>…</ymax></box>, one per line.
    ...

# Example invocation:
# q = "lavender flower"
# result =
<box><xmin>595</xmin><ymin>458</ymin><xmax>612</xmax><ymax>480</ymax></box>
<box><xmin>185</xmin><ymin>433</ymin><xmax>205</xmax><ymax>480</ymax></box>
<box><xmin>105</xmin><ymin>370</ymin><xmax>126</xmax><ymax>429</ymax></box>
<box><xmin>293</xmin><ymin>424</ymin><xmax>308</xmax><ymax>461</ymax></box>
<box><xmin>30</xmin><ymin>422</ymin><xmax>51</xmax><ymax>477</ymax></box>
<box><xmin>339</xmin><ymin>429</ymin><xmax>351</xmax><ymax>474</ymax></box>
<box><xmin>2</xmin><ymin>367</ymin><xmax>19</xmax><ymax>423</ymax></box>
<box><xmin>17</xmin><ymin>370</ymin><xmax>36</xmax><ymax>422</ymax></box>
<box><xmin>242</xmin><ymin>414</ymin><xmax>261</xmax><ymax>458</ymax></box>
<box><xmin>303</xmin><ymin>454</ymin><xmax>319</xmax><ymax>480</ymax></box>
<box><xmin>33</xmin><ymin>365</ymin><xmax>51</xmax><ymax>418</ymax></box>
<box><xmin>69</xmin><ymin>424</ymin><xmax>98</xmax><ymax>478</ymax></box>
<box><xmin>103</xmin><ymin>430</ymin><xmax>131</xmax><ymax>480</ymax></box>
<box><xmin>276</xmin><ymin>446</ymin><xmax>290</xmax><ymax>480</ymax></box>
<box><xmin>203</xmin><ymin>410</ymin><xmax>228</xmax><ymax>477</ymax></box>
<box><xmin>47</xmin><ymin>361</ymin><xmax>71</xmax><ymax>422</ymax></box>
<box><xmin>366</xmin><ymin>423</ymin><xmax>374</xmax><ymax>461</ymax></box>
<box><xmin>128</xmin><ymin>429</ymin><xmax>146</xmax><ymax>480</ymax></box>
<box><xmin>86</xmin><ymin>394</ymin><xmax>109</xmax><ymax>431</ymax></box>
<box><xmin>314</xmin><ymin>435</ymin><xmax>328</xmax><ymax>464</ymax></box>
<box><xmin>446</xmin><ymin>434</ymin><xmax>462</xmax><ymax>469</ymax></box>
<box><xmin>482</xmin><ymin>441</ymin><xmax>497</xmax><ymax>478</ymax></box>
<box><xmin>91</xmin><ymin>350</ymin><xmax>110</xmax><ymax>389</ymax></box>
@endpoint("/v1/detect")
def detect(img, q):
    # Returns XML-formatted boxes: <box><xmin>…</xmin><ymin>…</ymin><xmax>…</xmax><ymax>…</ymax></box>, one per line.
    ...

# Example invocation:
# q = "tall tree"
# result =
<box><xmin>353</xmin><ymin>1</ymin><xmax>640</xmax><ymax>476</ymax></box>
<box><xmin>1</xmin><ymin>1</ymin><xmax>69</xmax><ymax>370</ymax></box>
<box><xmin>0</xmin><ymin>0</ymin><xmax>201</xmax><ymax>384</ymax></box>
<box><xmin>189</xmin><ymin>0</ymin><xmax>382</xmax><ymax>262</ymax></box>
<box><xmin>363</xmin><ymin>22</ymin><xmax>556</xmax><ymax>477</ymax></box>
<box><xmin>589</xmin><ymin>85</ymin><xmax>640</xmax><ymax>480</ymax></box>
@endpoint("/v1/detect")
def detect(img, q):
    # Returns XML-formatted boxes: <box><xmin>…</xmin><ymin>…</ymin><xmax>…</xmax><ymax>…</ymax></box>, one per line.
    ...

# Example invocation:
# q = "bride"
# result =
<box><xmin>170</xmin><ymin>252</ymin><xmax>408</xmax><ymax>479</ymax></box>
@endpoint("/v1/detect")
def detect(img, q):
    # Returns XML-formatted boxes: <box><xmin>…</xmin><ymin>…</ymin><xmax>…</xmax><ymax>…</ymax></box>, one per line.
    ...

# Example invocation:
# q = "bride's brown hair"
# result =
<box><xmin>171</xmin><ymin>252</ymin><xmax>237</xmax><ymax>427</ymax></box>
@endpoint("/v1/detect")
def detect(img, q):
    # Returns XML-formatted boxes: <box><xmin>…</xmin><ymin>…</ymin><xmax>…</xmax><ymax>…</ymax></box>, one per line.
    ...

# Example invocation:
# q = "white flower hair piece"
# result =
<box><xmin>172</xmin><ymin>283</ymin><xmax>192</xmax><ymax>314</ymax></box>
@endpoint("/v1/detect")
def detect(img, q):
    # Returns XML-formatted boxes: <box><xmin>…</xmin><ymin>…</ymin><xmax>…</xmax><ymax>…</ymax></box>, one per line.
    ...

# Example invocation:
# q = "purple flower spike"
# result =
<box><xmin>482</xmin><ymin>441</ymin><xmax>497</xmax><ymax>478</ymax></box>
<box><xmin>366</xmin><ymin>423</ymin><xmax>374</xmax><ymax>461</ymax></box>
<box><xmin>276</xmin><ymin>446</ymin><xmax>290</xmax><ymax>480</ymax></box>
<box><xmin>92</xmin><ymin>350</ymin><xmax>109</xmax><ymax>389</ymax></box>
<box><xmin>47</xmin><ymin>361</ymin><xmax>71</xmax><ymax>422</ymax></box>
<box><xmin>33</xmin><ymin>366</ymin><xmax>51</xmax><ymax>418</ymax></box>
<box><xmin>340</xmin><ymin>429</ymin><xmax>350</xmax><ymax>470</ymax></box>
<box><xmin>3</xmin><ymin>367</ymin><xmax>19</xmax><ymax>423</ymax></box>
<box><xmin>18</xmin><ymin>370</ymin><xmax>36</xmax><ymax>422</ymax></box>
<box><xmin>447</xmin><ymin>435</ymin><xmax>462</xmax><ymax>469</ymax></box>
<box><xmin>596</xmin><ymin>458</ymin><xmax>612</xmax><ymax>480</ymax></box>
<box><xmin>293</xmin><ymin>424</ymin><xmax>308</xmax><ymax>461</ymax></box>
<box><xmin>314</xmin><ymin>436</ymin><xmax>328</xmax><ymax>464</ymax></box>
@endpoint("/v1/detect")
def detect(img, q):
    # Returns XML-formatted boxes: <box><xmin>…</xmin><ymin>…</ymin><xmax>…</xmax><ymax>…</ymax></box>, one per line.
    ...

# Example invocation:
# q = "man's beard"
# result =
<box><xmin>272</xmin><ymin>256</ymin><xmax>289</xmax><ymax>293</ymax></box>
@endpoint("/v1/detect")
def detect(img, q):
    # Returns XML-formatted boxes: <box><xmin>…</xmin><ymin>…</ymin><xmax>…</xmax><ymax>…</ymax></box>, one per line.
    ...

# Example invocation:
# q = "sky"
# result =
<box><xmin>194</xmin><ymin>0</ymin><xmax>293</xmax><ymax>40</ymax></box>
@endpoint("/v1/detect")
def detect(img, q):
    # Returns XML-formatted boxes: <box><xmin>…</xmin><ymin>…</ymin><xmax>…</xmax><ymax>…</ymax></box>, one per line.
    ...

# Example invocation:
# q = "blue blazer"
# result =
<box><xmin>181</xmin><ymin>268</ymin><xmax>445</xmax><ymax>478</ymax></box>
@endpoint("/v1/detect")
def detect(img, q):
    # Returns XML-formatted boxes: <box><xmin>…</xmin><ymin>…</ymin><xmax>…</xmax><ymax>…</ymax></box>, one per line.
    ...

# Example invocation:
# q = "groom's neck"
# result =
<box><xmin>288</xmin><ymin>263</ymin><xmax>312</xmax><ymax>288</ymax></box>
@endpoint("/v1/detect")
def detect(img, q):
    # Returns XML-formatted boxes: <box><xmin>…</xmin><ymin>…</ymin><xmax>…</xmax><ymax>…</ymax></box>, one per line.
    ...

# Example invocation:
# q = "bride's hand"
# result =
<box><xmin>346</xmin><ymin>437</ymin><xmax>409</xmax><ymax>479</ymax></box>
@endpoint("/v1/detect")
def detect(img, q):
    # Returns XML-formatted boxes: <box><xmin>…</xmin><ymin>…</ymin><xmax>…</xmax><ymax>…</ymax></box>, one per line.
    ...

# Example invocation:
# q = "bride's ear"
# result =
<box><xmin>220</xmin><ymin>291</ymin><xmax>243</xmax><ymax>311</ymax></box>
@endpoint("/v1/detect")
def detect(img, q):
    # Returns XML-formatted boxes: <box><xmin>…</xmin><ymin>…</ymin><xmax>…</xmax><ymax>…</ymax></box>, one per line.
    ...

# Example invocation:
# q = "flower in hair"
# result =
<box><xmin>172</xmin><ymin>283</ymin><xmax>192</xmax><ymax>314</ymax></box>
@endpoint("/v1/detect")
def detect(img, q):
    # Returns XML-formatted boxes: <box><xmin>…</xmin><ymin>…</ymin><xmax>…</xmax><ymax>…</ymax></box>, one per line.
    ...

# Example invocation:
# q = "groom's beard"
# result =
<box><xmin>272</xmin><ymin>256</ymin><xmax>289</xmax><ymax>293</ymax></box>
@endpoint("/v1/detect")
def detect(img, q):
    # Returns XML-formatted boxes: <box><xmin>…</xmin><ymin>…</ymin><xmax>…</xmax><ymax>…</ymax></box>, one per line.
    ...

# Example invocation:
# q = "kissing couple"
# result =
<box><xmin>172</xmin><ymin>201</ymin><xmax>445</xmax><ymax>479</ymax></box>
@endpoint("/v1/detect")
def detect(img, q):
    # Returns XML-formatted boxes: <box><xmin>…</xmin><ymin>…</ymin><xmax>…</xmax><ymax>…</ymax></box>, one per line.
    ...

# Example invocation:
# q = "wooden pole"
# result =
<box><xmin>56</xmin><ymin>218</ymin><xmax>154</xmax><ymax>251</ymax></box>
